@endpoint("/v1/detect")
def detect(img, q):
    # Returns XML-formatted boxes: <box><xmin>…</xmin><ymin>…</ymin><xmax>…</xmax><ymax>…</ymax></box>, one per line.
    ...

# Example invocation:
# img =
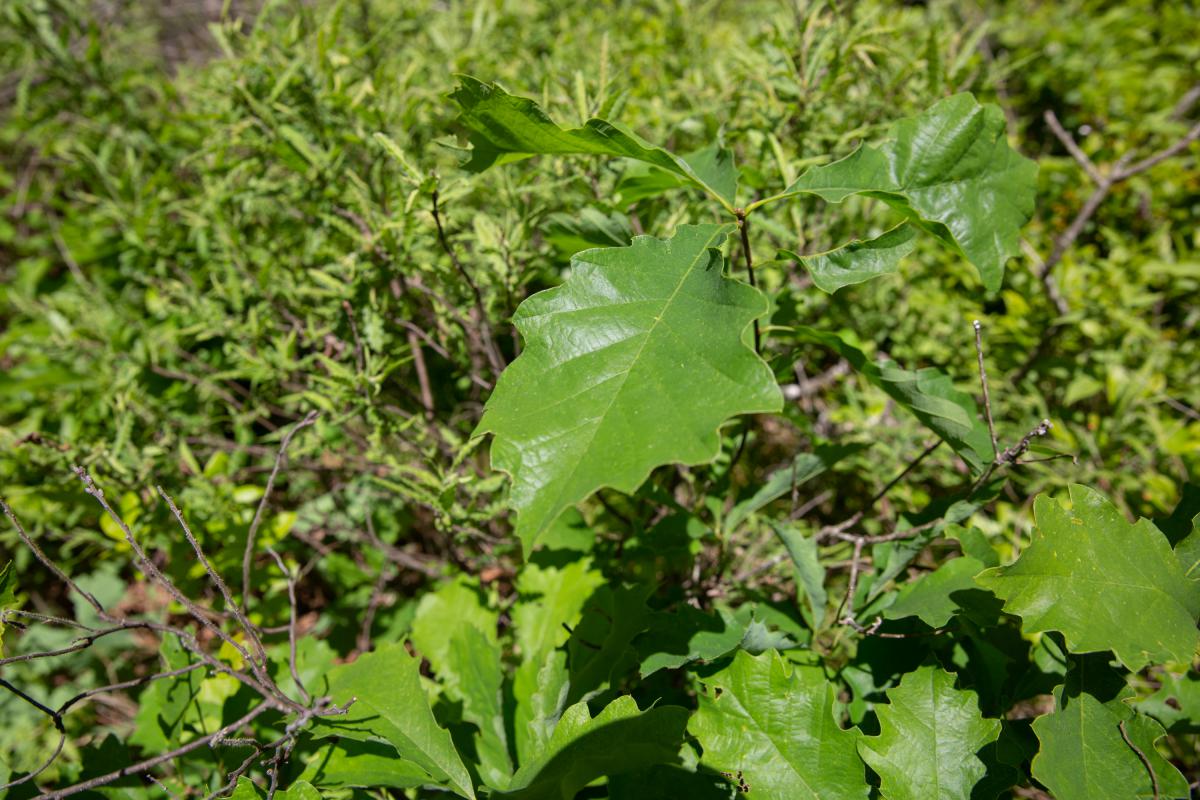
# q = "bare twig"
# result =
<box><xmin>243</xmin><ymin>411</ymin><xmax>320</xmax><ymax>609</ymax></box>
<box><xmin>1019</xmin><ymin>92</ymin><xmax>1200</xmax><ymax>380</ymax></box>
<box><xmin>158</xmin><ymin>486</ymin><xmax>269</xmax><ymax>671</ymax></box>
<box><xmin>265</xmin><ymin>547</ymin><xmax>310</xmax><ymax>704</ymax></box>
<box><xmin>1044</xmin><ymin>110</ymin><xmax>1102</xmax><ymax>184</ymax></box>
<box><xmin>37</xmin><ymin>705</ymin><xmax>272</xmax><ymax>800</ymax></box>
<box><xmin>0</xmin><ymin>731</ymin><xmax>66</xmax><ymax>792</ymax></box>
<box><xmin>974</xmin><ymin>321</ymin><xmax>1000</xmax><ymax>460</ymax></box>
<box><xmin>735</xmin><ymin>209</ymin><xmax>761</xmax><ymax>353</ymax></box>
<box><xmin>1</xmin><ymin>499</ymin><xmax>105</xmax><ymax>615</ymax></box>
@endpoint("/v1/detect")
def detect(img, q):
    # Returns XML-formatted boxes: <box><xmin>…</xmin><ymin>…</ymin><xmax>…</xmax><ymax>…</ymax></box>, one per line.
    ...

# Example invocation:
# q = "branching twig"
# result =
<box><xmin>243</xmin><ymin>411</ymin><xmax>319</xmax><ymax>610</ymax></box>
<box><xmin>265</xmin><ymin>547</ymin><xmax>310</xmax><ymax>704</ymax></box>
<box><xmin>974</xmin><ymin>321</ymin><xmax>1000</xmax><ymax>460</ymax></box>
<box><xmin>1018</xmin><ymin>92</ymin><xmax>1200</xmax><ymax>380</ymax></box>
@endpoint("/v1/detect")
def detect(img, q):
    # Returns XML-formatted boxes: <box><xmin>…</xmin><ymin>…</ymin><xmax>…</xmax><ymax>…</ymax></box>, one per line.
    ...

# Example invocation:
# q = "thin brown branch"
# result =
<box><xmin>158</xmin><ymin>486</ymin><xmax>269</xmax><ymax>671</ymax></box>
<box><xmin>1044</xmin><ymin>110</ymin><xmax>1102</xmax><ymax>184</ymax></box>
<box><xmin>735</xmin><ymin>209</ymin><xmax>761</xmax><ymax>353</ymax></box>
<box><xmin>974</xmin><ymin>320</ymin><xmax>1000</xmax><ymax>460</ymax></box>
<box><xmin>0</xmin><ymin>731</ymin><xmax>66</xmax><ymax>792</ymax></box>
<box><xmin>265</xmin><ymin>547</ymin><xmax>310</xmax><ymax>704</ymax></box>
<box><xmin>1</xmin><ymin>499</ymin><xmax>105</xmax><ymax>615</ymax></box>
<box><xmin>37</xmin><ymin>705</ymin><xmax>271</xmax><ymax>800</ymax></box>
<box><xmin>243</xmin><ymin>411</ymin><xmax>320</xmax><ymax>610</ymax></box>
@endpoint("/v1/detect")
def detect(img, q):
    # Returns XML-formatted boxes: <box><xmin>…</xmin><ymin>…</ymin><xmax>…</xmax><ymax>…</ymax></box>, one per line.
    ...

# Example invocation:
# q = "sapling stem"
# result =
<box><xmin>735</xmin><ymin>208</ymin><xmax>761</xmax><ymax>354</ymax></box>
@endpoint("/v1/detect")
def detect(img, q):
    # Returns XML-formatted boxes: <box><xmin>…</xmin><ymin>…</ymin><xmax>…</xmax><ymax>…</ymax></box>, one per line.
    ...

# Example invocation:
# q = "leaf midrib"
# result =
<box><xmin>534</xmin><ymin>226</ymin><xmax>730</xmax><ymax>540</ymax></box>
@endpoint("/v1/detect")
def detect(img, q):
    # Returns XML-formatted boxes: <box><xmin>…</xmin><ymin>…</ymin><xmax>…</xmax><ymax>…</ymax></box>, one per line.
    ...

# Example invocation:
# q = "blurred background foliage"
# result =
<box><xmin>0</xmin><ymin>0</ymin><xmax>1197</xmax><ymax>791</ymax></box>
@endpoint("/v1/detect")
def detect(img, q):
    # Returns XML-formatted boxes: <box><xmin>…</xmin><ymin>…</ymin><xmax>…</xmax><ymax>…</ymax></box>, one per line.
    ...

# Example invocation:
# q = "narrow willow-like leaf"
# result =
<box><xmin>510</xmin><ymin>559</ymin><xmax>604</xmax><ymax>763</ymax></box>
<box><xmin>772</xmin><ymin>523</ymin><xmax>828</xmax><ymax>622</ymax></box>
<box><xmin>781</xmin><ymin>224</ymin><xmax>916</xmax><ymax>293</ymax></box>
<box><xmin>724</xmin><ymin>444</ymin><xmax>863</xmax><ymax>533</ymax></box>
<box><xmin>308</xmin><ymin>643</ymin><xmax>476</xmax><ymax>799</ymax></box>
<box><xmin>492</xmin><ymin>696</ymin><xmax>688</xmax><ymax>800</ymax></box>
<box><xmin>478</xmin><ymin>224</ymin><xmax>782</xmax><ymax>552</ymax></box>
<box><xmin>976</xmin><ymin>485</ymin><xmax>1200</xmax><ymax>671</ymax></box>
<box><xmin>793</xmin><ymin>326</ymin><xmax>992</xmax><ymax>474</ymax></box>
<box><xmin>690</xmin><ymin>649</ymin><xmax>868</xmax><ymax>799</ymax></box>
<box><xmin>857</xmin><ymin>666</ymin><xmax>1000</xmax><ymax>800</ymax></box>
<box><xmin>784</xmin><ymin>94</ymin><xmax>1036</xmax><ymax>290</ymax></box>
<box><xmin>451</xmin><ymin>76</ymin><xmax>737</xmax><ymax>208</ymax></box>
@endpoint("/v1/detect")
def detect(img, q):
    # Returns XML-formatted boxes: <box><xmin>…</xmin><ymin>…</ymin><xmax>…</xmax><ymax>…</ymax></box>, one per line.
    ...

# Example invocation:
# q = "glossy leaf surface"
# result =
<box><xmin>308</xmin><ymin>643</ymin><xmax>476</xmax><ymax>799</ymax></box>
<box><xmin>451</xmin><ymin>76</ymin><xmax>737</xmax><ymax>207</ymax></box>
<box><xmin>478</xmin><ymin>224</ymin><xmax>781</xmax><ymax>552</ymax></box>
<box><xmin>857</xmin><ymin>666</ymin><xmax>1000</xmax><ymax>800</ymax></box>
<box><xmin>785</xmin><ymin>93</ymin><xmax>1036</xmax><ymax>290</ymax></box>
<box><xmin>690</xmin><ymin>649</ymin><xmax>867</xmax><ymax>799</ymax></box>
<box><xmin>782</xmin><ymin>224</ymin><xmax>916</xmax><ymax>293</ymax></box>
<box><xmin>493</xmin><ymin>696</ymin><xmax>688</xmax><ymax>800</ymax></box>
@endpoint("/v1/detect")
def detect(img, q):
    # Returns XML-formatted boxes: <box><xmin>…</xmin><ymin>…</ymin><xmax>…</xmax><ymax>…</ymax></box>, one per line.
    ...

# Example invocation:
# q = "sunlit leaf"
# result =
<box><xmin>478</xmin><ymin>224</ymin><xmax>781</xmax><ymax>552</ymax></box>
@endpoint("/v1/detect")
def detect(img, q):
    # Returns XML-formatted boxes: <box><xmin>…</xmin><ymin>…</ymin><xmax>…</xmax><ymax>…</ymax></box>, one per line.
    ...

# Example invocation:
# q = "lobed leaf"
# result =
<box><xmin>784</xmin><ymin>93</ymin><xmax>1037</xmax><ymax>290</ymax></box>
<box><xmin>690</xmin><ymin>649</ymin><xmax>868</xmax><ymax>799</ymax></box>
<box><xmin>478</xmin><ymin>224</ymin><xmax>781</xmax><ymax>553</ymax></box>
<box><xmin>781</xmin><ymin>223</ymin><xmax>917</xmax><ymax>293</ymax></box>
<box><xmin>451</xmin><ymin>76</ymin><xmax>737</xmax><ymax>208</ymax></box>
<box><xmin>857</xmin><ymin>666</ymin><xmax>1000</xmax><ymax>800</ymax></box>
<box><xmin>976</xmin><ymin>485</ymin><xmax>1200</xmax><ymax>671</ymax></box>
<box><xmin>492</xmin><ymin>695</ymin><xmax>688</xmax><ymax>800</ymax></box>
<box><xmin>307</xmin><ymin>643</ymin><xmax>476</xmax><ymax>799</ymax></box>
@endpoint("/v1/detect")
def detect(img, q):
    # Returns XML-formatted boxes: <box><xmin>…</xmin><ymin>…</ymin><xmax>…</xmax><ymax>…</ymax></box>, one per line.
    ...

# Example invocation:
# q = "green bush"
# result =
<box><xmin>1</xmin><ymin>0</ymin><xmax>1197</xmax><ymax>797</ymax></box>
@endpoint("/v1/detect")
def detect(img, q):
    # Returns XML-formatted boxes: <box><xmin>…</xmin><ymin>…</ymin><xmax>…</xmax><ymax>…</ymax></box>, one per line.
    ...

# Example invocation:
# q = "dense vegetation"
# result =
<box><xmin>1</xmin><ymin>1</ymin><xmax>1198</xmax><ymax>797</ymax></box>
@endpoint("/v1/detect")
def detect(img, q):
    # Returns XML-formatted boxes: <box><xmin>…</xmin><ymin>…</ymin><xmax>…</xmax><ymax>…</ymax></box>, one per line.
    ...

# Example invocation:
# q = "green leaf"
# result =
<box><xmin>636</xmin><ymin>605</ymin><xmax>745</xmax><ymax>677</ymax></box>
<box><xmin>300</xmin><ymin>740</ymin><xmax>432</xmax><ymax>790</ymax></box>
<box><xmin>784</xmin><ymin>93</ymin><xmax>1036</xmax><ymax>290</ymax></box>
<box><xmin>609</xmin><ymin>764</ymin><xmax>737</xmax><ymax>799</ymax></box>
<box><xmin>230</xmin><ymin>778</ymin><xmax>265</xmax><ymax>800</ymax></box>
<box><xmin>794</xmin><ymin>327</ymin><xmax>992</xmax><ymax>474</ymax></box>
<box><xmin>771</xmin><ymin>523</ymin><xmax>827</xmax><ymax>622</ymax></box>
<box><xmin>478</xmin><ymin>224</ymin><xmax>782</xmax><ymax>552</ymax></box>
<box><xmin>0</xmin><ymin>562</ymin><xmax>15</xmax><ymax>608</ymax></box>
<box><xmin>565</xmin><ymin>583</ymin><xmax>654</xmax><ymax>704</ymax></box>
<box><xmin>511</xmin><ymin>559</ymin><xmax>605</xmax><ymax>763</ymax></box>
<box><xmin>275</xmin><ymin>781</ymin><xmax>321</xmax><ymax>800</ymax></box>
<box><xmin>0</xmin><ymin>561</ymin><xmax>16</xmax><ymax>651</ymax></box>
<box><xmin>451</xmin><ymin>76</ymin><xmax>737</xmax><ymax>208</ymax></box>
<box><xmin>781</xmin><ymin>224</ymin><xmax>916</xmax><ymax>293</ymax></box>
<box><xmin>446</xmin><ymin>626</ymin><xmax>513</xmax><ymax>787</ymax></box>
<box><xmin>883</xmin><ymin>556</ymin><xmax>988</xmax><ymax>628</ymax></box>
<box><xmin>1032</xmin><ymin>661</ymin><xmax>1189</xmax><ymax>799</ymax></box>
<box><xmin>857</xmin><ymin>666</ymin><xmax>1000</xmax><ymax>800</ymax></box>
<box><xmin>492</xmin><ymin>696</ymin><xmax>689</xmax><ymax>800</ymax></box>
<box><xmin>975</xmin><ymin>485</ymin><xmax>1200</xmax><ymax>671</ymax></box>
<box><xmin>409</xmin><ymin>579</ymin><xmax>510</xmax><ymax>784</ymax></box>
<box><xmin>544</xmin><ymin>208</ymin><xmax>633</xmax><ymax>257</ymax></box>
<box><xmin>308</xmin><ymin>643</ymin><xmax>476</xmax><ymax>799</ymax></box>
<box><xmin>690</xmin><ymin>649</ymin><xmax>867</xmax><ymax>799</ymax></box>
<box><xmin>724</xmin><ymin>444</ymin><xmax>863</xmax><ymax>533</ymax></box>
